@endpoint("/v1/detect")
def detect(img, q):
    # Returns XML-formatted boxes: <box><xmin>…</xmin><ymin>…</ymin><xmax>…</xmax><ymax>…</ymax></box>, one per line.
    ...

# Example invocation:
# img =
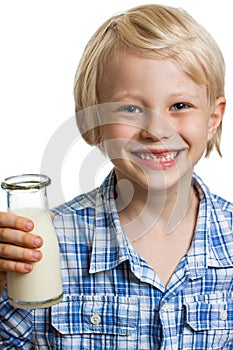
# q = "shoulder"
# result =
<box><xmin>194</xmin><ymin>172</ymin><xmax>233</xmax><ymax>220</ymax></box>
<box><xmin>51</xmin><ymin>187</ymin><xmax>99</xmax><ymax>216</ymax></box>
<box><xmin>211</xmin><ymin>192</ymin><xmax>233</xmax><ymax>213</ymax></box>
<box><xmin>51</xmin><ymin>169</ymin><xmax>115</xmax><ymax>218</ymax></box>
<box><xmin>50</xmin><ymin>189</ymin><xmax>99</xmax><ymax>245</ymax></box>
<box><xmin>210</xmin><ymin>193</ymin><xmax>233</xmax><ymax>232</ymax></box>
<box><xmin>48</xmin><ymin>170</ymin><xmax>116</xmax><ymax>253</ymax></box>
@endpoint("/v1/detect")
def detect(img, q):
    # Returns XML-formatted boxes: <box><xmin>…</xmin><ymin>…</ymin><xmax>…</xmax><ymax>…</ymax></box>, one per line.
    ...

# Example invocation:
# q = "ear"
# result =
<box><xmin>207</xmin><ymin>96</ymin><xmax>226</xmax><ymax>141</ymax></box>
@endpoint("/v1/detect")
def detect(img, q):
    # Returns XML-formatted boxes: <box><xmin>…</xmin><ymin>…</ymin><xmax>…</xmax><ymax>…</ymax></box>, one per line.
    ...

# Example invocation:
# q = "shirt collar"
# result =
<box><xmin>89</xmin><ymin>170</ymin><xmax>233</xmax><ymax>275</ymax></box>
<box><xmin>89</xmin><ymin>169</ymin><xmax>131</xmax><ymax>274</ymax></box>
<box><xmin>187</xmin><ymin>173</ymin><xmax>233</xmax><ymax>279</ymax></box>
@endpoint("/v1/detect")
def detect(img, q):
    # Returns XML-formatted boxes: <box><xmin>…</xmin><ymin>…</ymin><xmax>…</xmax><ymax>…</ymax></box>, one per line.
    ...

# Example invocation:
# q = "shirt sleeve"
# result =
<box><xmin>0</xmin><ymin>288</ymin><xmax>33</xmax><ymax>349</ymax></box>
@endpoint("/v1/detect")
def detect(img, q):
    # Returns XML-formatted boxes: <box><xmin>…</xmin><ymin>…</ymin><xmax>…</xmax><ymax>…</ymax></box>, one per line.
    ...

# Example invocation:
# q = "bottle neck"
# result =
<box><xmin>7</xmin><ymin>187</ymin><xmax>48</xmax><ymax>212</ymax></box>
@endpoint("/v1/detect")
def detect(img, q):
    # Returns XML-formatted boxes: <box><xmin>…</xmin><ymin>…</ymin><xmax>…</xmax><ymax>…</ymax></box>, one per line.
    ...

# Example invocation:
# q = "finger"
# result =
<box><xmin>49</xmin><ymin>211</ymin><xmax>55</xmax><ymax>220</ymax></box>
<box><xmin>0</xmin><ymin>212</ymin><xmax>34</xmax><ymax>232</ymax></box>
<box><xmin>0</xmin><ymin>228</ymin><xmax>43</xmax><ymax>248</ymax></box>
<box><xmin>0</xmin><ymin>272</ymin><xmax>6</xmax><ymax>284</ymax></box>
<box><xmin>0</xmin><ymin>243</ymin><xmax>42</xmax><ymax>262</ymax></box>
<box><xmin>0</xmin><ymin>272</ymin><xmax>7</xmax><ymax>294</ymax></box>
<box><xmin>0</xmin><ymin>259</ymin><xmax>34</xmax><ymax>274</ymax></box>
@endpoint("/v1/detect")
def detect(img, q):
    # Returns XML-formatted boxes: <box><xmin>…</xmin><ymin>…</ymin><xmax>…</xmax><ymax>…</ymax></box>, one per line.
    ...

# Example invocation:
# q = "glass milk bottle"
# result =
<box><xmin>1</xmin><ymin>174</ymin><xmax>63</xmax><ymax>309</ymax></box>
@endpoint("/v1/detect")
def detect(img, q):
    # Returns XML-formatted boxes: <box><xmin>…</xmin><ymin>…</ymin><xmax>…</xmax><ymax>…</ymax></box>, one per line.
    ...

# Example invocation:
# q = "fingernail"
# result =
<box><xmin>33</xmin><ymin>237</ymin><xmax>42</xmax><ymax>247</ymax></box>
<box><xmin>32</xmin><ymin>250</ymin><xmax>41</xmax><ymax>259</ymax></box>
<box><xmin>25</xmin><ymin>221</ymin><xmax>33</xmax><ymax>230</ymax></box>
<box><xmin>24</xmin><ymin>264</ymin><xmax>32</xmax><ymax>271</ymax></box>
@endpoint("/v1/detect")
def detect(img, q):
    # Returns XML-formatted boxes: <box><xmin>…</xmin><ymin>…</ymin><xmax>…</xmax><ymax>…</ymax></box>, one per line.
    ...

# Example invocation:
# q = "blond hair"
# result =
<box><xmin>74</xmin><ymin>4</ymin><xmax>225</xmax><ymax>156</ymax></box>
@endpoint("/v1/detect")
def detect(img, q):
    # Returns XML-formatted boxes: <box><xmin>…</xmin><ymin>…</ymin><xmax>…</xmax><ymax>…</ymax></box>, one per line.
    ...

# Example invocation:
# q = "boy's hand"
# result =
<box><xmin>0</xmin><ymin>212</ymin><xmax>43</xmax><ymax>295</ymax></box>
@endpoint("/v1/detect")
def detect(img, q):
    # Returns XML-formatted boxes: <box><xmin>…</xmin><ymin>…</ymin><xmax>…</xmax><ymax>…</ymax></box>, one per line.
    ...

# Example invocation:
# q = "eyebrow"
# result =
<box><xmin>168</xmin><ymin>91</ymin><xmax>203</xmax><ymax>101</ymax></box>
<box><xmin>107</xmin><ymin>89</ymin><xmax>204</xmax><ymax>105</ymax></box>
<box><xmin>110</xmin><ymin>90</ymin><xmax>143</xmax><ymax>101</ymax></box>
<box><xmin>169</xmin><ymin>91</ymin><xmax>198</xmax><ymax>97</ymax></box>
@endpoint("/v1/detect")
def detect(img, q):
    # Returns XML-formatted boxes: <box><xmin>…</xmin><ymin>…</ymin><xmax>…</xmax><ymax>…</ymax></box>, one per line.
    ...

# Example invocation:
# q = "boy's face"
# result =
<box><xmin>98</xmin><ymin>52</ymin><xmax>224</xmax><ymax>191</ymax></box>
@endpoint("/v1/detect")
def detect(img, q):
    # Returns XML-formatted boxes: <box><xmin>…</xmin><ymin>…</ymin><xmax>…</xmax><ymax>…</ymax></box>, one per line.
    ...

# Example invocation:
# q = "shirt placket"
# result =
<box><xmin>159</xmin><ymin>301</ymin><xmax>178</xmax><ymax>350</ymax></box>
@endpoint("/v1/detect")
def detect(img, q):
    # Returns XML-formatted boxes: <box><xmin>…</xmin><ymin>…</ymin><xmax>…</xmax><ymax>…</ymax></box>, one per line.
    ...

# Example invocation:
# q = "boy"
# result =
<box><xmin>0</xmin><ymin>4</ymin><xmax>232</xmax><ymax>349</ymax></box>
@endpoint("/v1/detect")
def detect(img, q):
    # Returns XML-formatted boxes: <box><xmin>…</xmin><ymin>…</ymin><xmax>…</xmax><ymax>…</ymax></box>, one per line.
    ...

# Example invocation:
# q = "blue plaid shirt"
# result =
<box><xmin>1</xmin><ymin>170</ymin><xmax>233</xmax><ymax>349</ymax></box>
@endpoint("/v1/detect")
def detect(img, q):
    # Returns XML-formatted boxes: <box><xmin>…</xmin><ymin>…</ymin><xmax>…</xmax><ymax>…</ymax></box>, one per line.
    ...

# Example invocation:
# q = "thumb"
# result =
<box><xmin>48</xmin><ymin>211</ymin><xmax>55</xmax><ymax>220</ymax></box>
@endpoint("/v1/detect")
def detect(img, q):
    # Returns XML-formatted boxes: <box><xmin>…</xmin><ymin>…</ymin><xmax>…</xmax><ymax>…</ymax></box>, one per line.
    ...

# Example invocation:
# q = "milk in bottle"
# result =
<box><xmin>1</xmin><ymin>174</ymin><xmax>63</xmax><ymax>308</ymax></box>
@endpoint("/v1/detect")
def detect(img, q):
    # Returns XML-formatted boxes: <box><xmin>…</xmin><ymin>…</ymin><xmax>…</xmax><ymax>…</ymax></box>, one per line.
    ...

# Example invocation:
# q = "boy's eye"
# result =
<box><xmin>121</xmin><ymin>105</ymin><xmax>142</xmax><ymax>114</ymax></box>
<box><xmin>170</xmin><ymin>102</ymin><xmax>191</xmax><ymax>111</ymax></box>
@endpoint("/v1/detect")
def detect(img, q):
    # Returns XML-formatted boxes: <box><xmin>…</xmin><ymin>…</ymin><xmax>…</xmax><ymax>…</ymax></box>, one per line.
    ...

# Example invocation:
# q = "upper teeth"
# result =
<box><xmin>136</xmin><ymin>151</ymin><xmax>178</xmax><ymax>162</ymax></box>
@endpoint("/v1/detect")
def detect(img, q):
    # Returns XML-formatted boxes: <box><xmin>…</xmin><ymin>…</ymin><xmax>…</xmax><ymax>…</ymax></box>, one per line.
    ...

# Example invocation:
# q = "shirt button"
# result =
<box><xmin>162</xmin><ymin>303</ymin><xmax>170</xmax><ymax>312</ymax></box>
<box><xmin>90</xmin><ymin>313</ymin><xmax>101</xmax><ymax>325</ymax></box>
<box><xmin>220</xmin><ymin>310</ymin><xmax>227</xmax><ymax>321</ymax></box>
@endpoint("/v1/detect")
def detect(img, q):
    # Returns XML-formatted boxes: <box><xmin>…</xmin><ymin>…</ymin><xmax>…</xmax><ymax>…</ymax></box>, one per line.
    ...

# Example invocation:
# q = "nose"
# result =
<box><xmin>140</xmin><ymin>111</ymin><xmax>174</xmax><ymax>141</ymax></box>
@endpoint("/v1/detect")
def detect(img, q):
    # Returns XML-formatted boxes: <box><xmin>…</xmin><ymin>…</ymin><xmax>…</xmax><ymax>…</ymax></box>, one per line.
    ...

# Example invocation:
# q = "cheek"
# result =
<box><xmin>102</xmin><ymin>124</ymin><xmax>135</xmax><ymax>141</ymax></box>
<box><xmin>101</xmin><ymin>125</ymin><xmax>131</xmax><ymax>160</ymax></box>
<box><xmin>176</xmin><ymin>119</ymin><xmax>209</xmax><ymax>146</ymax></box>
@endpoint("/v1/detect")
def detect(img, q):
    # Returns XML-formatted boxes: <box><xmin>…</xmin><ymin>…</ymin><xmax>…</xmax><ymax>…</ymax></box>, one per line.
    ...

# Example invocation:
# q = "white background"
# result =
<box><xmin>0</xmin><ymin>0</ymin><xmax>232</xmax><ymax>210</ymax></box>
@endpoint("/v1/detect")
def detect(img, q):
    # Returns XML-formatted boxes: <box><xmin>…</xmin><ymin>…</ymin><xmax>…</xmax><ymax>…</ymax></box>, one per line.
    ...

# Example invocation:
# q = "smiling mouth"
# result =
<box><xmin>133</xmin><ymin>150</ymin><xmax>179</xmax><ymax>162</ymax></box>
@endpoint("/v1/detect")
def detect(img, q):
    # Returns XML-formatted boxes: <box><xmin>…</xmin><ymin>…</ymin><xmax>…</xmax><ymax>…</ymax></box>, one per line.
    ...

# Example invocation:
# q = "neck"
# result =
<box><xmin>115</xmin><ymin>169</ymin><xmax>197</xmax><ymax>242</ymax></box>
